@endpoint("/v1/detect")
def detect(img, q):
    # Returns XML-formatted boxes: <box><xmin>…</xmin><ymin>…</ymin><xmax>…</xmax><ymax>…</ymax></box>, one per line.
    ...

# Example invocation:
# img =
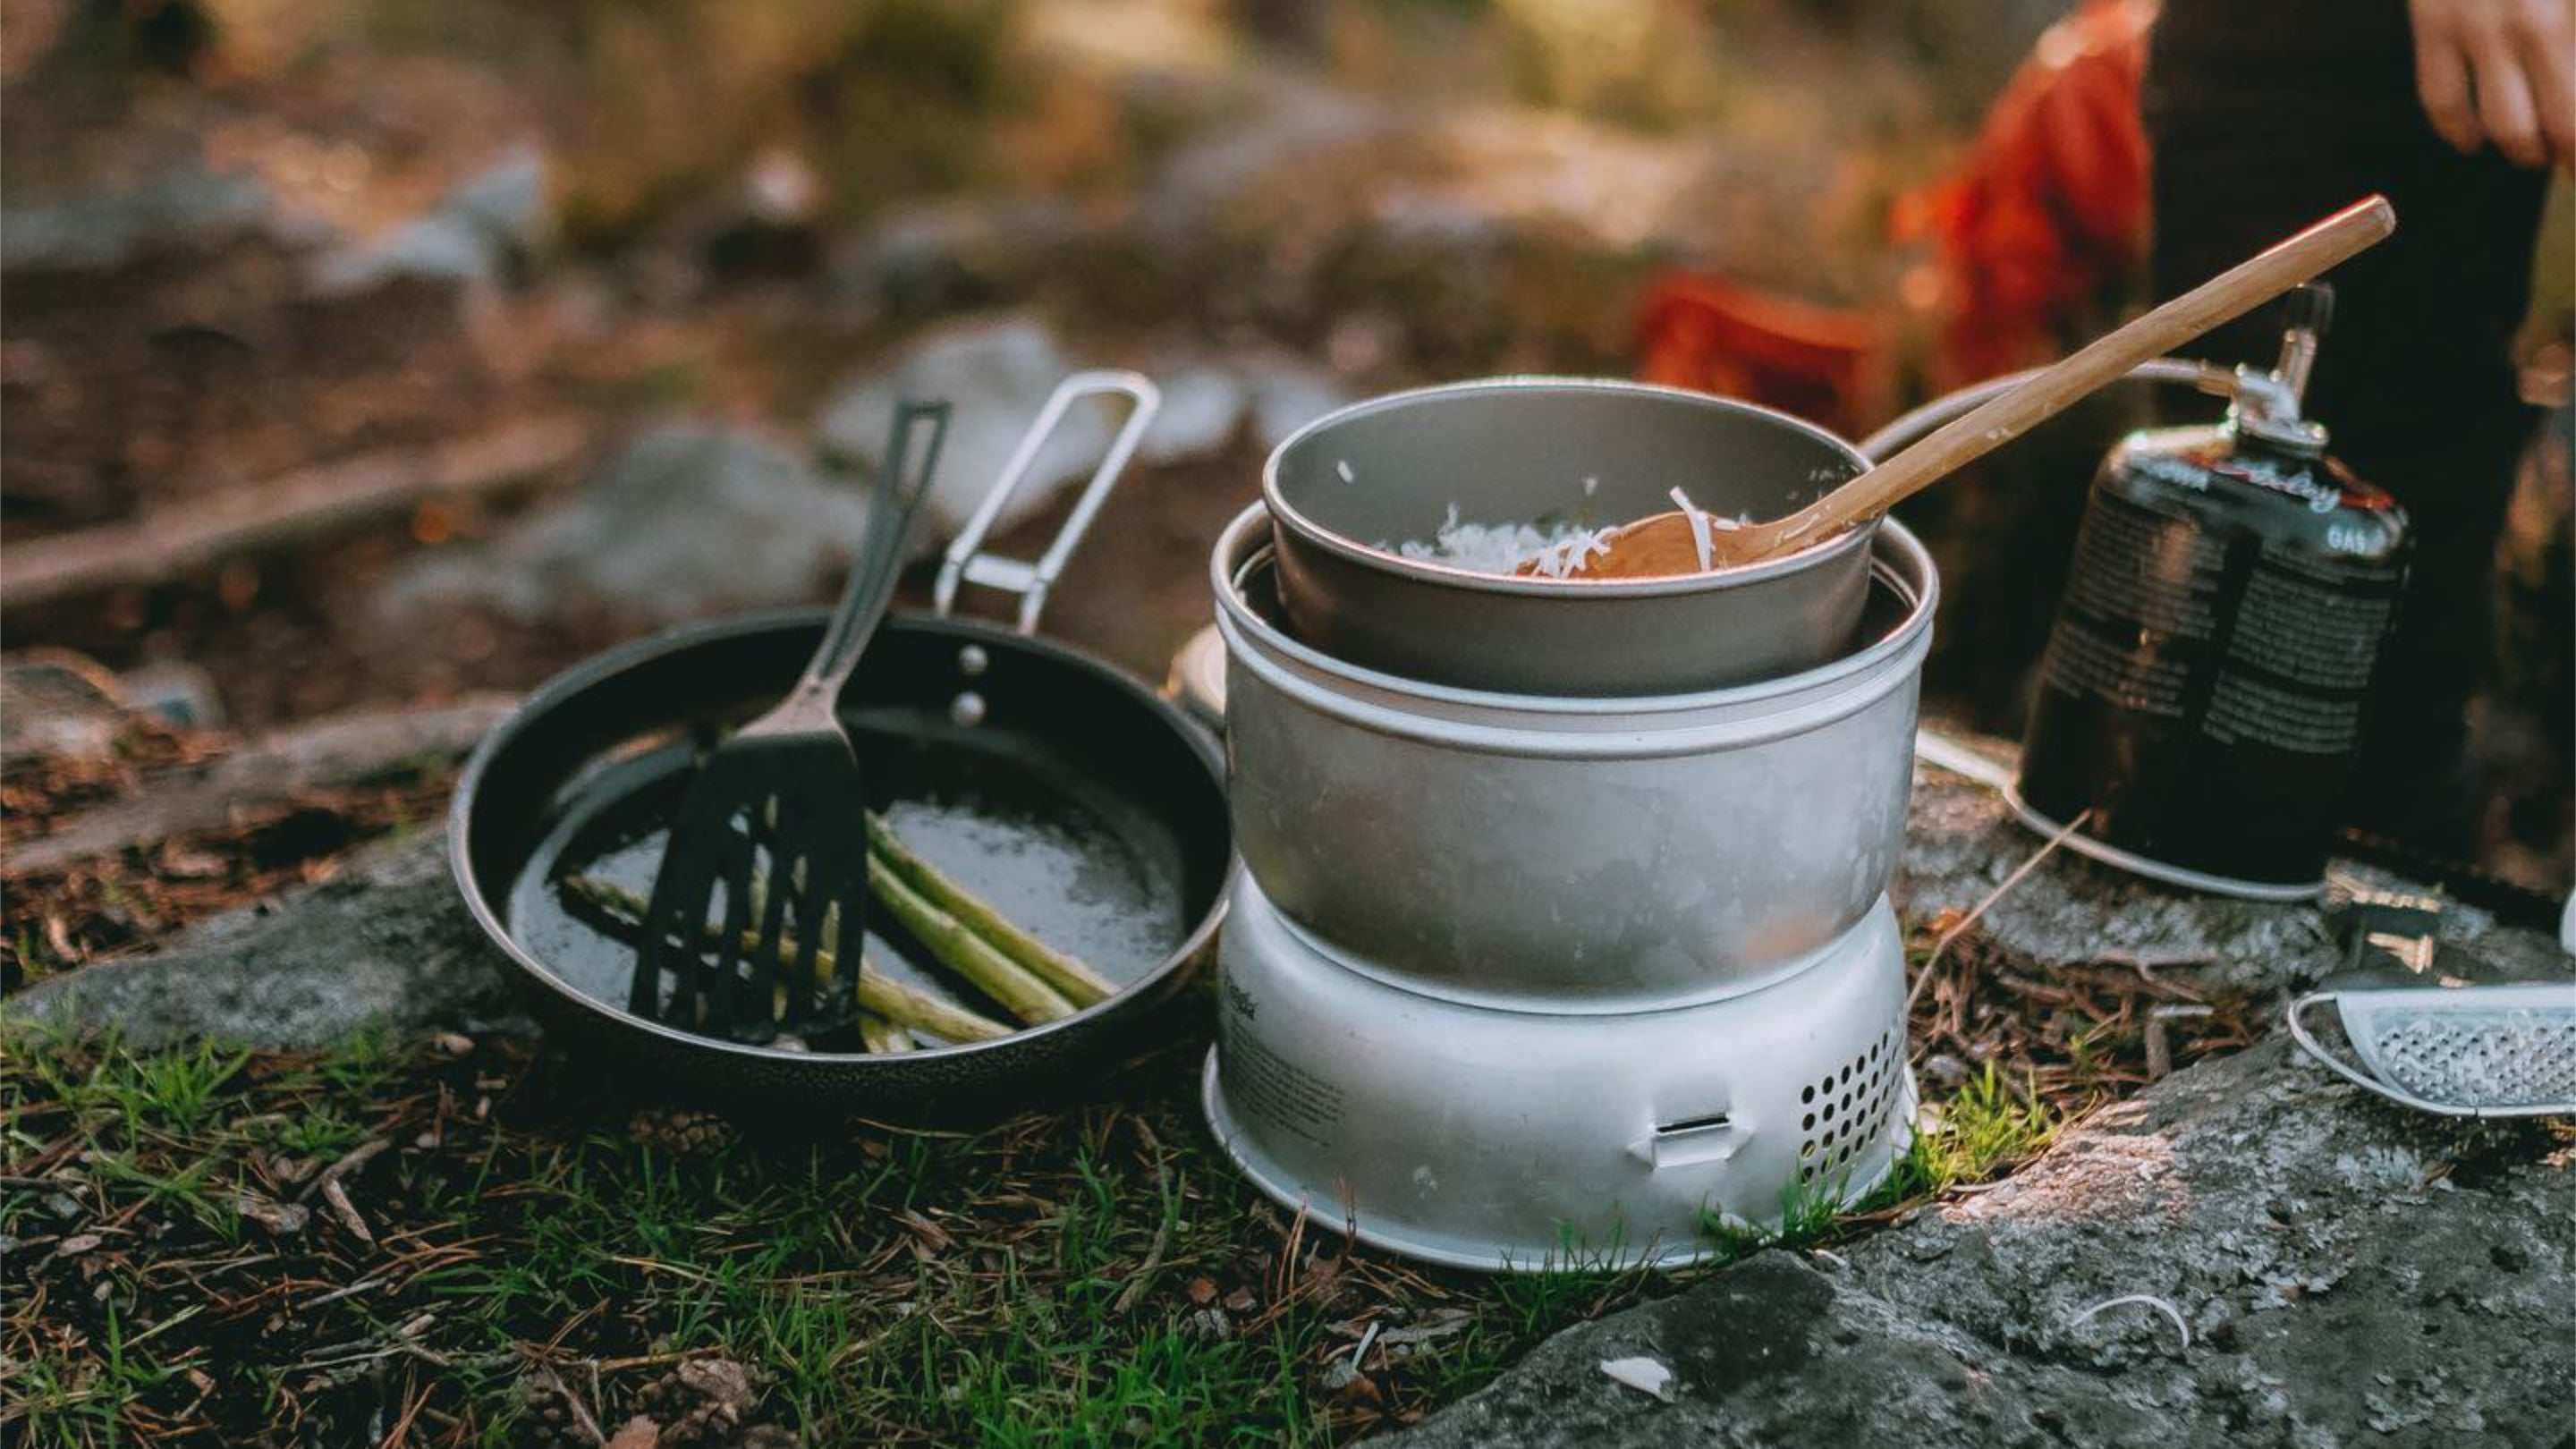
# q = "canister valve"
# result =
<box><xmin>2226</xmin><ymin>284</ymin><xmax>2334</xmax><ymax>453</ymax></box>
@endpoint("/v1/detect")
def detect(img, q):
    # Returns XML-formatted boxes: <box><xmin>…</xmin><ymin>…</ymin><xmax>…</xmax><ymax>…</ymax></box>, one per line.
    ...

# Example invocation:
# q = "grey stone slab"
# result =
<box><xmin>1378</xmin><ymin>1037</ymin><xmax>2573</xmax><ymax>1448</ymax></box>
<box><xmin>4</xmin><ymin>832</ymin><xmax>519</xmax><ymax>1051</ymax></box>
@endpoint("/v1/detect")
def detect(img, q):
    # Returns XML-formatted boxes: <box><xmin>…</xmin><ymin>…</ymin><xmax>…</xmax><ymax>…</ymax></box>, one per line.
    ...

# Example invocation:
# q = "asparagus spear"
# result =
<box><xmin>736</xmin><ymin>849</ymin><xmax>1073</xmax><ymax>1027</ymax></box>
<box><xmin>856</xmin><ymin>1013</ymin><xmax>915</xmax><ymax>1054</ymax></box>
<box><xmin>865</xmin><ymin>813</ymin><xmax>1119</xmax><ymax>1008</ymax></box>
<box><xmin>869</xmin><ymin>865</ymin><xmax>1078</xmax><ymax>1024</ymax></box>
<box><xmin>562</xmin><ymin>875</ymin><xmax>1011</xmax><ymax>1044</ymax></box>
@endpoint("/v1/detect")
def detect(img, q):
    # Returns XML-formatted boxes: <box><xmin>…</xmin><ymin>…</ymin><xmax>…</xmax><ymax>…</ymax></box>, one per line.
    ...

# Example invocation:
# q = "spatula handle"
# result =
<box><xmin>805</xmin><ymin>399</ymin><xmax>951</xmax><ymax>696</ymax></box>
<box><xmin>1778</xmin><ymin>194</ymin><xmax>2396</xmax><ymax>548</ymax></box>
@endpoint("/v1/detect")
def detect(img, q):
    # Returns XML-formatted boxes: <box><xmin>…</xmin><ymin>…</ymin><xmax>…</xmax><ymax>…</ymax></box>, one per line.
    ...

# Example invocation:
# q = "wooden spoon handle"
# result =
<box><xmin>1773</xmin><ymin>194</ymin><xmax>2396</xmax><ymax>550</ymax></box>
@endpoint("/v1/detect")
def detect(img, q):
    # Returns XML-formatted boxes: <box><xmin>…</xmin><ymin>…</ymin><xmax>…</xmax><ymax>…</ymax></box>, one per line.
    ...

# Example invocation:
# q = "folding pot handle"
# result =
<box><xmin>934</xmin><ymin>369</ymin><xmax>1161</xmax><ymax>635</ymax></box>
<box><xmin>1853</xmin><ymin>357</ymin><xmax>2233</xmax><ymax>464</ymax></box>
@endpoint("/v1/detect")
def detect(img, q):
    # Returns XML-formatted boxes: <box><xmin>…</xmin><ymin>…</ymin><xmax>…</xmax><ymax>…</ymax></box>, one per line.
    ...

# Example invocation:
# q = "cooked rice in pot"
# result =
<box><xmin>1387</xmin><ymin>504</ymin><xmax>1615</xmax><ymax>578</ymax></box>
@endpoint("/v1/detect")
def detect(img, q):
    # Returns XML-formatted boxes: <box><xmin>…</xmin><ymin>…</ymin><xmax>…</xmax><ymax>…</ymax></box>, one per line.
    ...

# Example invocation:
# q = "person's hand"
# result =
<box><xmin>2408</xmin><ymin>0</ymin><xmax>2575</xmax><ymax>167</ymax></box>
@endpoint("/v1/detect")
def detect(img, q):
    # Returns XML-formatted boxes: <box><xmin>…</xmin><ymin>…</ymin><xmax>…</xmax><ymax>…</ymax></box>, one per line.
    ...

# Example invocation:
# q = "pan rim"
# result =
<box><xmin>447</xmin><ymin>607</ymin><xmax>1230</xmax><ymax>1070</ymax></box>
<box><xmin>1259</xmin><ymin>375</ymin><xmax>1877</xmax><ymax>597</ymax></box>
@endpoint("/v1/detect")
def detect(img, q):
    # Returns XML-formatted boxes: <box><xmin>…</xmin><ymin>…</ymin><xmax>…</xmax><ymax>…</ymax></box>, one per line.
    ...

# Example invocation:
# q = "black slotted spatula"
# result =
<box><xmin>628</xmin><ymin>400</ymin><xmax>951</xmax><ymax>1041</ymax></box>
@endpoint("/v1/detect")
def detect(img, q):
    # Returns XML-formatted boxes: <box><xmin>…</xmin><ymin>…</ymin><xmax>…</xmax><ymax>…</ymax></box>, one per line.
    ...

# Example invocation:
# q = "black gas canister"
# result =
<box><xmin>2011</xmin><ymin>285</ymin><xmax>2410</xmax><ymax>898</ymax></box>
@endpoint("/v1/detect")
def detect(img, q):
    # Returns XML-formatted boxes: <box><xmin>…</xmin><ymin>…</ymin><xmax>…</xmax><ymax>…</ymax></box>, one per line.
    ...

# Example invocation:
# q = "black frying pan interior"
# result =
<box><xmin>449</xmin><ymin>609</ymin><xmax>1229</xmax><ymax>1105</ymax></box>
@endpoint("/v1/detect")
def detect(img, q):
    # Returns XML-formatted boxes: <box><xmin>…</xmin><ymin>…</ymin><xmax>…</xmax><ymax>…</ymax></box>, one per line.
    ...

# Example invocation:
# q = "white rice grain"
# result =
<box><xmin>1668</xmin><ymin>487</ymin><xmax>1714</xmax><ymax>572</ymax></box>
<box><xmin>1388</xmin><ymin>504</ymin><xmax>1614</xmax><ymax>578</ymax></box>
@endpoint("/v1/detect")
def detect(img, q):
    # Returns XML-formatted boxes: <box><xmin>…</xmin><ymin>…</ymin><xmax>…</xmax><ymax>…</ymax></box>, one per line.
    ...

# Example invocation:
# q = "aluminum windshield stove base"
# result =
<box><xmin>1202</xmin><ymin>874</ymin><xmax>1916</xmax><ymax>1272</ymax></box>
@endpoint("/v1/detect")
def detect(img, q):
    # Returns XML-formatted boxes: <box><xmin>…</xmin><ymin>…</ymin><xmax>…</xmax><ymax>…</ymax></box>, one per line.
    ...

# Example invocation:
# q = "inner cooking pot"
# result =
<box><xmin>1264</xmin><ymin>377</ymin><xmax>1875</xmax><ymax>695</ymax></box>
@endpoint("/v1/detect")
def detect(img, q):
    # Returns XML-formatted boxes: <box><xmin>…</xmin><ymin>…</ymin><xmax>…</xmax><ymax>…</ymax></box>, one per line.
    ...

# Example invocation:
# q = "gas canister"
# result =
<box><xmin>2011</xmin><ymin>285</ymin><xmax>2410</xmax><ymax>898</ymax></box>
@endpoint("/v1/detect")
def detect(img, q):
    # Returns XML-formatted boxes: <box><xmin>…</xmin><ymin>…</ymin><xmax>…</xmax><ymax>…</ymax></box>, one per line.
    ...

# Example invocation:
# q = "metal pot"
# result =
<box><xmin>1212</xmin><ymin>501</ymin><xmax>1936</xmax><ymax>1010</ymax></box>
<box><xmin>1262</xmin><ymin>377</ymin><xmax>1877</xmax><ymax>695</ymax></box>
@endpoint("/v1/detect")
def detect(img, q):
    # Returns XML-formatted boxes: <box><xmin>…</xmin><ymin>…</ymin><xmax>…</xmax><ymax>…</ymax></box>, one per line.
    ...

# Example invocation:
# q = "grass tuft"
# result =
<box><xmin>1921</xmin><ymin>1063</ymin><xmax>2059</xmax><ymax>1188</ymax></box>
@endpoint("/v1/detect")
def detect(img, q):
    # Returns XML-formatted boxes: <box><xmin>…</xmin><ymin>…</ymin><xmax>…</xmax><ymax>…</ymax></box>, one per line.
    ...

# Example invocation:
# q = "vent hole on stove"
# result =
<box><xmin>1795</xmin><ymin>1035</ymin><xmax>1908</xmax><ymax>1184</ymax></box>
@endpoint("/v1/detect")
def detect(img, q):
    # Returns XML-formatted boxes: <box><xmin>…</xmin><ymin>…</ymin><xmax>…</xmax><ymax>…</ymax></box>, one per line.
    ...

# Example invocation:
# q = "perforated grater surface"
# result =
<box><xmin>2287</xmin><ymin>892</ymin><xmax>2576</xmax><ymax>1119</ymax></box>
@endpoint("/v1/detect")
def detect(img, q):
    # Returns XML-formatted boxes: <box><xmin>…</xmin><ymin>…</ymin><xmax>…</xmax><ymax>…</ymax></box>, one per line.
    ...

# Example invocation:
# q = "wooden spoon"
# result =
<box><xmin>1556</xmin><ymin>195</ymin><xmax>2396</xmax><ymax>580</ymax></box>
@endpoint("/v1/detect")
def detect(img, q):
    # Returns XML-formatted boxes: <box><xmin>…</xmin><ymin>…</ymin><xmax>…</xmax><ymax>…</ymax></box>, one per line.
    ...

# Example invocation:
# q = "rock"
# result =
<box><xmin>377</xmin><ymin>425</ymin><xmax>870</xmax><ymax>627</ymax></box>
<box><xmin>230</xmin><ymin>1191</ymin><xmax>311</xmax><ymax>1236</ymax></box>
<box><xmin>2</xmin><ymin>831</ymin><xmax>520</xmax><ymax>1051</ymax></box>
<box><xmin>1373</xmin><ymin>109</ymin><xmax>1717</xmax><ymax>258</ymax></box>
<box><xmin>1325</xmin><ymin>312</ymin><xmax>1405</xmax><ymax>376</ymax></box>
<box><xmin>0</xmin><ymin>165</ymin><xmax>320</xmax><ymax>275</ymax></box>
<box><xmin>441</xmin><ymin>146</ymin><xmax>552</xmax><ymax>258</ymax></box>
<box><xmin>674</xmin><ymin>1357</ymin><xmax>758</xmax><ymax>1420</ymax></box>
<box><xmin>1899</xmin><ymin>747</ymin><xmax>2567</xmax><ymax>997</ymax></box>
<box><xmin>1139</xmin><ymin>83</ymin><xmax>1392</xmax><ymax>245</ymax></box>
<box><xmin>0</xmin><ymin>650</ymin><xmax>137</xmax><ymax>763</ymax></box>
<box><xmin>741</xmin><ymin>148</ymin><xmax>819</xmax><ymax>228</ymax></box>
<box><xmin>703</xmin><ymin>147</ymin><xmax>826</xmax><ymax>280</ymax></box>
<box><xmin>314</xmin><ymin>213</ymin><xmax>494</xmax><ymax>294</ymax></box>
<box><xmin>114</xmin><ymin>659</ymin><xmax>224</xmax><ymax>730</ymax></box>
<box><xmin>833</xmin><ymin>196</ymin><xmax>1097</xmax><ymax>316</ymax></box>
<box><xmin>1126</xmin><ymin>83</ymin><xmax>1741</xmax><ymax>368</ymax></box>
<box><xmin>1899</xmin><ymin>754</ymin><xmax>2336</xmax><ymax>999</ymax></box>
<box><xmin>815</xmin><ymin>314</ymin><xmax>1113</xmax><ymax>541</ymax></box>
<box><xmin>1243</xmin><ymin>356</ymin><xmax>1349</xmax><ymax>452</ymax></box>
<box><xmin>1134</xmin><ymin>362</ymin><xmax>1250</xmax><ymax>464</ymax></box>
<box><xmin>312</xmin><ymin>146</ymin><xmax>551</xmax><ymax>295</ymax></box>
<box><xmin>1128</xmin><ymin>351</ymin><xmax>1352</xmax><ymax>464</ymax></box>
<box><xmin>1121</xmin><ymin>352</ymin><xmax>1349</xmax><ymax>464</ymax></box>
<box><xmin>9</xmin><ymin>696</ymin><xmax>516</xmax><ymax>877</ymax></box>
<box><xmin>1380</xmin><ymin>1036</ymin><xmax>2574</xmax><ymax>1448</ymax></box>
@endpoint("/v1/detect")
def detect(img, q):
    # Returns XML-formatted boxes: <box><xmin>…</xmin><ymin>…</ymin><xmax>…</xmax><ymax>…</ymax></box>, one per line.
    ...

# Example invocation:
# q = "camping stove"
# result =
<box><xmin>1205</xmin><ymin>874</ymin><xmax>1914</xmax><ymax>1269</ymax></box>
<box><xmin>1199</xmin><ymin>500</ymin><xmax>1936</xmax><ymax>1270</ymax></box>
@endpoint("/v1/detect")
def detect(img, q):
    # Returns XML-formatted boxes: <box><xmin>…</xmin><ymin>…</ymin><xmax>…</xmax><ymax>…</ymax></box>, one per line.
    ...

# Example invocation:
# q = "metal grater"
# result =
<box><xmin>2287</xmin><ymin>892</ymin><xmax>2576</xmax><ymax>1118</ymax></box>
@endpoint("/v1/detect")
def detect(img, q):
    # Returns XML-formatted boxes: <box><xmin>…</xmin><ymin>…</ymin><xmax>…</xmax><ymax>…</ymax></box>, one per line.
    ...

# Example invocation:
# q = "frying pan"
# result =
<box><xmin>448</xmin><ymin>374</ymin><xmax>1232</xmax><ymax>1114</ymax></box>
